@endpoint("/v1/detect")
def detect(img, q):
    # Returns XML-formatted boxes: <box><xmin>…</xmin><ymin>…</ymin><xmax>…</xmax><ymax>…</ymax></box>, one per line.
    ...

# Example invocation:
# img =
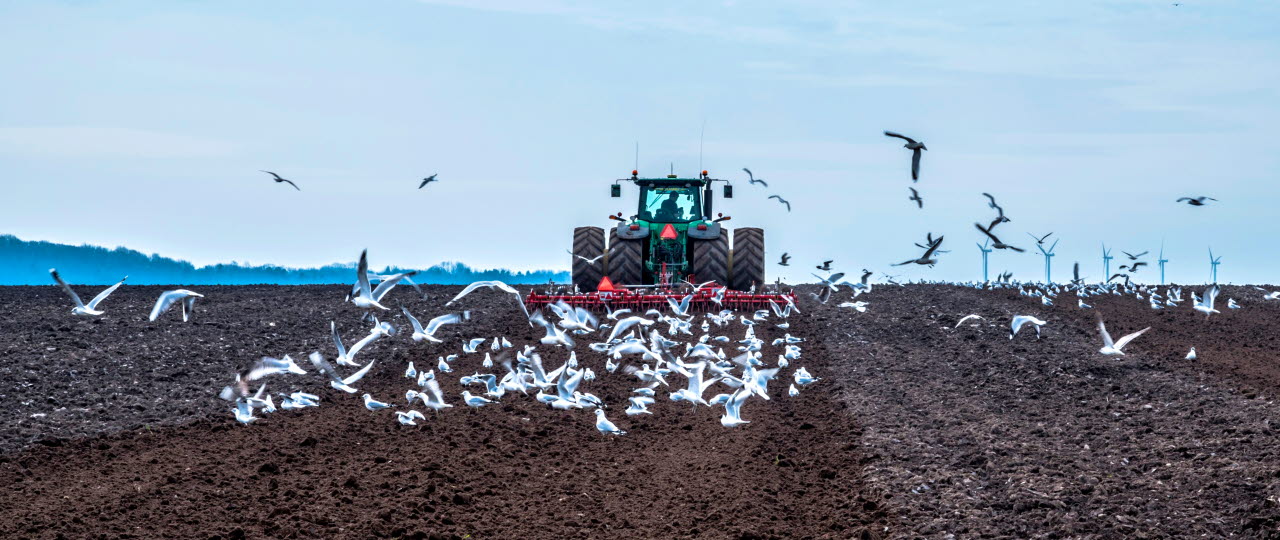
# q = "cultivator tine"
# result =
<box><xmin>524</xmin><ymin>285</ymin><xmax>795</xmax><ymax>313</ymax></box>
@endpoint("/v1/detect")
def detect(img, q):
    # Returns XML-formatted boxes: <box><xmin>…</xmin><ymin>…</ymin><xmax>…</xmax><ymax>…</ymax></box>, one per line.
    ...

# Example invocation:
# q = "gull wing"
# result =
<box><xmin>1097</xmin><ymin>319</ymin><xmax>1114</xmax><ymax>349</ymax></box>
<box><xmin>426</xmin><ymin>312</ymin><xmax>464</xmax><ymax>336</ymax></box>
<box><xmin>86</xmin><ymin>277</ymin><xmax>127</xmax><ymax>310</ymax></box>
<box><xmin>911</xmin><ymin>148</ymin><xmax>922</xmax><ymax>179</ymax></box>
<box><xmin>342</xmin><ymin>357</ymin><xmax>377</xmax><ymax>386</ymax></box>
<box><xmin>181</xmin><ymin>295</ymin><xmax>199</xmax><ymax>322</ymax></box>
<box><xmin>356</xmin><ymin>250</ymin><xmax>373</xmax><ymax>298</ymax></box>
<box><xmin>330</xmin><ymin>321</ymin><xmax>348</xmax><ymax>359</ymax></box>
<box><xmin>402</xmin><ymin>306</ymin><xmax>426</xmax><ymax>334</ymax></box>
<box><xmin>883</xmin><ymin>131</ymin><xmax>916</xmax><ymax>144</ymax></box>
<box><xmin>1113</xmin><ymin>327</ymin><xmax>1151</xmax><ymax>351</ymax></box>
<box><xmin>1203</xmin><ymin>284</ymin><xmax>1220</xmax><ymax>309</ymax></box>
<box><xmin>370</xmin><ymin>271</ymin><xmax>417</xmax><ymax>302</ymax></box>
<box><xmin>49</xmin><ymin>269</ymin><xmax>85</xmax><ymax>308</ymax></box>
<box><xmin>307</xmin><ymin>352</ymin><xmax>346</xmax><ymax>386</ymax></box>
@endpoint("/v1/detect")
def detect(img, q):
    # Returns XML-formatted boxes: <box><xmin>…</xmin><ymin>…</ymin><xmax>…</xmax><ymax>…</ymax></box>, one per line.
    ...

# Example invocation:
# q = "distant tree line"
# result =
<box><xmin>0</xmin><ymin>235</ymin><xmax>568</xmax><ymax>285</ymax></box>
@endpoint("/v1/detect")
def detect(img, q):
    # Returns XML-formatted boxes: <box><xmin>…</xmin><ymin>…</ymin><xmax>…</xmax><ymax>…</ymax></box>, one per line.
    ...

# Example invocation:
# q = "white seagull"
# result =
<box><xmin>308</xmin><ymin>352</ymin><xmax>376</xmax><ymax>393</ymax></box>
<box><xmin>349</xmin><ymin>249</ymin><xmax>416</xmax><ymax>311</ymax></box>
<box><xmin>1193</xmin><ymin>284</ymin><xmax>1221</xmax><ymax>318</ymax></box>
<box><xmin>49</xmin><ymin>269</ymin><xmax>126</xmax><ymax>316</ymax></box>
<box><xmin>402</xmin><ymin>307</ymin><xmax>467</xmax><ymax>343</ymax></box>
<box><xmin>148</xmin><ymin>289</ymin><xmax>204</xmax><ymax>322</ymax></box>
<box><xmin>1096</xmin><ymin>318</ymin><xmax>1151</xmax><ymax>356</ymax></box>
<box><xmin>1010</xmin><ymin>316</ymin><xmax>1047</xmax><ymax>340</ymax></box>
<box><xmin>594</xmin><ymin>409</ymin><xmax>626</xmax><ymax>435</ymax></box>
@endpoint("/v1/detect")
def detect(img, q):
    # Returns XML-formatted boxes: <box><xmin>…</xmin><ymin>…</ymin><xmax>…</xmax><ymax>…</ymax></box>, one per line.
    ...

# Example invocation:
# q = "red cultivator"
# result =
<box><xmin>526</xmin><ymin>276</ymin><xmax>796</xmax><ymax>312</ymax></box>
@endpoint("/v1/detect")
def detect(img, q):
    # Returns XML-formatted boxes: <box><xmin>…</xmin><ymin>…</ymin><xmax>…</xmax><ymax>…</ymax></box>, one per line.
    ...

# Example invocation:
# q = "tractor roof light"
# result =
<box><xmin>631</xmin><ymin>170</ymin><xmax>638</xmax><ymax>178</ymax></box>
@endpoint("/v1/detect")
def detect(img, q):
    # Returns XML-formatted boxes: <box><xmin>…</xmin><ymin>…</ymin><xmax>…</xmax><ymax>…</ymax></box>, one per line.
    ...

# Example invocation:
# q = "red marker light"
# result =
<box><xmin>629</xmin><ymin>224</ymin><xmax>641</xmax><ymax>231</ymax></box>
<box><xmin>696</xmin><ymin>224</ymin><xmax>708</xmax><ymax>231</ymax></box>
<box><xmin>597</xmin><ymin>276</ymin><xmax>616</xmax><ymax>291</ymax></box>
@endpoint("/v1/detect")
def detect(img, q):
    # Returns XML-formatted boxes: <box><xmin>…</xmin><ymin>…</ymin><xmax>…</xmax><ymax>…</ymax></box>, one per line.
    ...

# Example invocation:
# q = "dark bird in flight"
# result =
<box><xmin>908</xmin><ymin>187</ymin><xmax>923</xmax><ymax>209</ymax></box>
<box><xmin>261</xmin><ymin>170</ymin><xmax>300</xmax><ymax>191</ymax></box>
<box><xmin>915</xmin><ymin>232</ymin><xmax>950</xmax><ymax>254</ymax></box>
<box><xmin>974</xmin><ymin>222</ymin><xmax>1026</xmax><ymax>252</ymax></box>
<box><xmin>982</xmin><ymin>192</ymin><xmax>1007</xmax><ymax>219</ymax></box>
<box><xmin>894</xmin><ymin>235</ymin><xmax>945</xmax><ymax>267</ymax></box>
<box><xmin>859</xmin><ymin>269</ymin><xmax>873</xmax><ymax>285</ymax></box>
<box><xmin>1176</xmin><ymin>196</ymin><xmax>1216</xmax><ymax>206</ymax></box>
<box><xmin>1122</xmin><ymin>250</ymin><xmax>1148</xmax><ymax>261</ymax></box>
<box><xmin>884</xmin><ymin>131</ymin><xmax>927</xmax><ymax>181</ymax></box>
<box><xmin>419</xmin><ymin>174</ymin><xmax>439</xmax><ymax>189</ymax></box>
<box><xmin>743</xmin><ymin>168</ymin><xmax>768</xmax><ymax>188</ymax></box>
<box><xmin>816</xmin><ymin>260</ymin><xmax>833</xmax><ymax>271</ymax></box>
<box><xmin>1027</xmin><ymin>232</ymin><xmax>1053</xmax><ymax>245</ymax></box>
<box><xmin>1072</xmin><ymin>262</ymin><xmax>1084</xmax><ymax>285</ymax></box>
<box><xmin>778</xmin><ymin>253</ymin><xmax>790</xmax><ymax>266</ymax></box>
<box><xmin>768</xmin><ymin>195</ymin><xmax>791</xmax><ymax>212</ymax></box>
<box><xmin>1109</xmin><ymin>273</ymin><xmax>1132</xmax><ymax>287</ymax></box>
<box><xmin>1120</xmin><ymin>262</ymin><xmax>1148</xmax><ymax>272</ymax></box>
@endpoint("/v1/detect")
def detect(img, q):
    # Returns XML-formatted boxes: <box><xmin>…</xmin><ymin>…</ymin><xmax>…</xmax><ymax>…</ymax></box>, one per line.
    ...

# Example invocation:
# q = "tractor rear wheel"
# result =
<box><xmin>571</xmin><ymin>226</ymin><xmax>605</xmax><ymax>292</ymax></box>
<box><xmin>690</xmin><ymin>229</ymin><xmax>729</xmax><ymax>285</ymax></box>
<box><xmin>730</xmin><ymin>227</ymin><xmax>766</xmax><ymax>291</ymax></box>
<box><xmin>607</xmin><ymin>229</ymin><xmax>643</xmax><ymax>287</ymax></box>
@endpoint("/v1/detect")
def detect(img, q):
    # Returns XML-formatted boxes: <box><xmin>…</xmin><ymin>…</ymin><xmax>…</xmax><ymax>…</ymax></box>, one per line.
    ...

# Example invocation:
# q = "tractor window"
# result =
<box><xmin>640</xmin><ymin>187</ymin><xmax>700</xmax><ymax>223</ymax></box>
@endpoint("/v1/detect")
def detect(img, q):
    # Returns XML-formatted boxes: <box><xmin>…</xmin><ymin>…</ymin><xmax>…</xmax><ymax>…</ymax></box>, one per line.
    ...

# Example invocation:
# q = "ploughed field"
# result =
<box><xmin>1</xmin><ymin>283</ymin><xmax>1279</xmax><ymax>538</ymax></box>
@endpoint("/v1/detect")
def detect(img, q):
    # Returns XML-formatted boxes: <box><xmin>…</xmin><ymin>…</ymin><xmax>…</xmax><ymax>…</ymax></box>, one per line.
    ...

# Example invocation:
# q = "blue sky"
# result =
<box><xmin>1</xmin><ymin>0</ymin><xmax>1276</xmax><ymax>284</ymax></box>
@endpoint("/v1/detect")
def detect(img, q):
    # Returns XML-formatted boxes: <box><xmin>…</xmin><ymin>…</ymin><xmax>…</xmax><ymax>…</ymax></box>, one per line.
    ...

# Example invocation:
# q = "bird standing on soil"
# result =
<box><xmin>884</xmin><ymin>131</ymin><xmax>927</xmax><ymax>181</ymax></box>
<box><xmin>1096</xmin><ymin>317</ymin><xmax>1151</xmax><ymax>356</ymax></box>
<box><xmin>148</xmin><ymin>289</ymin><xmax>204</xmax><ymax>322</ymax></box>
<box><xmin>362</xmin><ymin>394</ymin><xmax>393</xmax><ymax>411</ymax></box>
<box><xmin>49</xmin><ymin>269</ymin><xmax>127</xmax><ymax>316</ymax></box>
<box><xmin>594</xmin><ymin>409</ymin><xmax>626</xmax><ymax>435</ymax></box>
<box><xmin>743</xmin><ymin>168</ymin><xmax>768</xmax><ymax>188</ymax></box>
<box><xmin>418</xmin><ymin>174</ymin><xmax>438</xmax><ymax>189</ymax></box>
<box><xmin>261</xmin><ymin>170</ymin><xmax>300</xmax><ymax>190</ymax></box>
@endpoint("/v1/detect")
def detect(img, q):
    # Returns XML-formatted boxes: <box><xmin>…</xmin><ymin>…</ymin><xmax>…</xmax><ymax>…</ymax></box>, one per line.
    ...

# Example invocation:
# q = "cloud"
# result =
<box><xmin>0</xmin><ymin>126</ymin><xmax>238</xmax><ymax>159</ymax></box>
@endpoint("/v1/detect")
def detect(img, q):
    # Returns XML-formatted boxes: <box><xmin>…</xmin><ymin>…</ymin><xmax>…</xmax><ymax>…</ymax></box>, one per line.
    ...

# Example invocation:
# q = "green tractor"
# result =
<box><xmin>570</xmin><ymin>170</ymin><xmax>766</xmax><ymax>292</ymax></box>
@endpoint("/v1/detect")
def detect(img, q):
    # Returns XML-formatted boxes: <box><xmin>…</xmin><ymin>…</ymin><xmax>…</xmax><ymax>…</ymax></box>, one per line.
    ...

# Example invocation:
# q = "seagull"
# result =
<box><xmin>594</xmin><ymin>409</ymin><xmax>626</xmax><ymax>435</ymax></box>
<box><xmin>884</xmin><ymin>131</ymin><xmax>927</xmax><ymax>181</ymax></box>
<box><xmin>816</xmin><ymin>260</ymin><xmax>833</xmax><ymax>271</ymax></box>
<box><xmin>974</xmin><ymin>223</ymin><xmax>1025</xmax><ymax>252</ymax></box>
<box><xmin>148</xmin><ymin>289</ymin><xmax>203</xmax><ymax>322</ymax></box>
<box><xmin>788</xmin><ymin>384</ymin><xmax>800</xmax><ymax>397</ymax></box>
<box><xmin>1176</xmin><ymin>196</ymin><xmax>1216</xmax><ymax>206</ymax></box>
<box><xmin>1122</xmin><ymin>250</ymin><xmax>1148</xmax><ymax>261</ymax></box>
<box><xmin>418</xmin><ymin>174</ymin><xmax>438</xmax><ymax>189</ymax></box>
<box><xmin>720</xmin><ymin>387</ymin><xmax>751</xmax><ymax>428</ymax></box>
<box><xmin>838</xmin><ymin>300</ymin><xmax>868</xmax><ymax>312</ymax></box>
<box><xmin>261</xmin><ymin>170</ymin><xmax>300</xmax><ymax>190</ymax></box>
<box><xmin>954</xmin><ymin>314</ymin><xmax>983</xmax><ymax>328</ymax></box>
<box><xmin>1010</xmin><ymin>316</ymin><xmax>1047</xmax><ymax>339</ymax></box>
<box><xmin>416</xmin><ymin>378</ymin><xmax>453</xmax><ymax>411</ymax></box>
<box><xmin>1096</xmin><ymin>317</ymin><xmax>1151</xmax><ymax>356</ymax></box>
<box><xmin>778</xmin><ymin>253</ymin><xmax>790</xmax><ymax>266</ymax></box>
<box><xmin>1120</xmin><ymin>262</ymin><xmax>1148</xmax><ymax>272</ymax></box>
<box><xmin>350</xmin><ymin>250</ymin><xmax>416</xmax><ymax>311</ymax></box>
<box><xmin>461</xmin><ymin>390</ymin><xmax>494</xmax><ymax>408</ymax></box>
<box><xmin>567</xmin><ymin>249</ymin><xmax>604</xmax><ymax>265</ymax></box>
<box><xmin>396</xmin><ymin>410</ymin><xmax>426</xmax><ymax>425</ymax></box>
<box><xmin>218</xmin><ymin>355</ymin><xmax>308</xmax><ymax>401</ymax></box>
<box><xmin>447</xmin><ymin>280</ymin><xmax>531</xmax><ymax>323</ymax></box>
<box><xmin>1193</xmin><ymin>284</ymin><xmax>1221</xmax><ymax>318</ymax></box>
<box><xmin>402</xmin><ymin>307</ymin><xmax>467</xmax><ymax>343</ymax></box>
<box><xmin>1028</xmin><ymin>232</ymin><xmax>1053</xmax><ymax>245</ymax></box>
<box><xmin>794</xmin><ymin>367</ymin><xmax>820</xmax><ymax>386</ymax></box>
<box><xmin>894</xmin><ymin>235</ymin><xmax>945</xmax><ymax>267</ymax></box>
<box><xmin>1227</xmin><ymin>298</ymin><xmax>1241</xmax><ymax>309</ymax></box>
<box><xmin>1262</xmin><ymin>291</ymin><xmax>1280</xmax><ymax>301</ymax></box>
<box><xmin>625</xmin><ymin>396</ymin><xmax>654</xmax><ymax>415</ymax></box>
<box><xmin>49</xmin><ymin>269</ymin><xmax>126</xmax><ymax>316</ymax></box>
<box><xmin>768</xmin><ymin>195</ymin><xmax>791</xmax><ymax>212</ymax></box>
<box><xmin>743</xmin><ymin>168</ymin><xmax>768</xmax><ymax>187</ymax></box>
<box><xmin>908</xmin><ymin>187</ymin><xmax>923</xmax><ymax>209</ymax></box>
<box><xmin>1186</xmin><ymin>347</ymin><xmax>1197</xmax><ymax>360</ymax></box>
<box><xmin>308</xmin><ymin>352</ymin><xmax>376</xmax><ymax>393</ymax></box>
<box><xmin>362</xmin><ymin>393</ymin><xmax>393</xmax><ymax>411</ymax></box>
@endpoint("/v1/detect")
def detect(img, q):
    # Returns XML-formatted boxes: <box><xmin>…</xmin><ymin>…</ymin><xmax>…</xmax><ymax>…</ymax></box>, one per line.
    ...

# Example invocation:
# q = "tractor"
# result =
<box><xmin>572</xmin><ymin>170</ymin><xmax>766</xmax><ymax>292</ymax></box>
<box><xmin>525</xmin><ymin>169</ymin><xmax>788</xmax><ymax>311</ymax></box>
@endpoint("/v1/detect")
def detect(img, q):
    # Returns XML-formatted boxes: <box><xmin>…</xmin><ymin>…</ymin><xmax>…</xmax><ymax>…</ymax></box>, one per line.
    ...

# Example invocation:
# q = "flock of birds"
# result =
<box><xmin>45</xmin><ymin>250</ymin><xmax>821</xmax><ymax>435</ymax></box>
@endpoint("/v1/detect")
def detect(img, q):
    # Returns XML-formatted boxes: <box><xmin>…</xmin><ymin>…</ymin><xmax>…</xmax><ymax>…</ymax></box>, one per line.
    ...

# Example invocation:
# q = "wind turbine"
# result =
<box><xmin>1037</xmin><ymin>238</ymin><xmax>1058</xmax><ymax>284</ymax></box>
<box><xmin>1158</xmin><ymin>241</ymin><xmax>1169</xmax><ymax>285</ymax></box>
<box><xmin>977</xmin><ymin>239</ymin><xmax>992</xmax><ymax>282</ymax></box>
<box><xmin>1209</xmin><ymin>248</ymin><xmax>1222</xmax><ymax>284</ymax></box>
<box><xmin>1101</xmin><ymin>243</ymin><xmax>1114</xmax><ymax>284</ymax></box>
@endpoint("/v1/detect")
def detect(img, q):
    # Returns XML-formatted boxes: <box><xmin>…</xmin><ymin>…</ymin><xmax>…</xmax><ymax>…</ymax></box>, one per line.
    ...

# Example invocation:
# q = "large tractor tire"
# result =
<box><xmin>571</xmin><ymin>226</ymin><xmax>605</xmax><ymax>292</ymax></box>
<box><xmin>607</xmin><ymin>229</ymin><xmax>643</xmax><ymax>287</ymax></box>
<box><xmin>690</xmin><ymin>229</ymin><xmax>729</xmax><ymax>286</ymax></box>
<box><xmin>730</xmin><ymin>227</ymin><xmax>766</xmax><ymax>291</ymax></box>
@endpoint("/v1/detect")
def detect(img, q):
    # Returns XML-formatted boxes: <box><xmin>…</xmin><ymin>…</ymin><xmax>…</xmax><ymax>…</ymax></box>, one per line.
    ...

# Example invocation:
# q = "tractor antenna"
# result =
<box><xmin>698</xmin><ymin>119</ymin><xmax>706</xmax><ymax>173</ymax></box>
<box><xmin>634</xmin><ymin>141</ymin><xmax>639</xmax><ymax>173</ymax></box>
<box><xmin>670</xmin><ymin>162</ymin><xmax>674</xmax><ymax>176</ymax></box>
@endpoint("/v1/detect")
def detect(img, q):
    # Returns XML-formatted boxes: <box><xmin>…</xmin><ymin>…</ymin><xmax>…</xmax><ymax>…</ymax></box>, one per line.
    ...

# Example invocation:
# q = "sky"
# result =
<box><xmin>1</xmin><ymin>0</ymin><xmax>1277</xmax><ymax>284</ymax></box>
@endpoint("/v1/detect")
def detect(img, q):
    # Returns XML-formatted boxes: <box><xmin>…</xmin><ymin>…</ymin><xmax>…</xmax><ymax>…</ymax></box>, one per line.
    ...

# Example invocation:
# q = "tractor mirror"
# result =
<box><xmin>723</xmin><ymin>184</ymin><xmax>733</xmax><ymax>198</ymax></box>
<box><xmin>610</xmin><ymin>184</ymin><xmax>621</xmax><ymax>197</ymax></box>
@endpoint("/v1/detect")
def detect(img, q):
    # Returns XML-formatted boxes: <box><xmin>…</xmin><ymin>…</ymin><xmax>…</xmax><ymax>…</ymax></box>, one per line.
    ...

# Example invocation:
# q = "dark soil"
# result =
<box><xmin>2</xmin><ymin>283</ymin><xmax>1279</xmax><ymax>538</ymax></box>
<box><xmin>0</xmin><ymin>285</ymin><xmax>888</xmax><ymax>539</ymax></box>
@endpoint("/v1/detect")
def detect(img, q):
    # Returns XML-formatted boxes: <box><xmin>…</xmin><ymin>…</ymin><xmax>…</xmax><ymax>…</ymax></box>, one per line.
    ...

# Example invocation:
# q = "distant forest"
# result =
<box><xmin>0</xmin><ymin>235</ymin><xmax>568</xmax><ymax>285</ymax></box>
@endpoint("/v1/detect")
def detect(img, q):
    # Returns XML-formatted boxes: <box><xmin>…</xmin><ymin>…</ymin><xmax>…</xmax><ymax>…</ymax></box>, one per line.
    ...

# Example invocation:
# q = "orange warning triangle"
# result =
<box><xmin>659</xmin><ymin>223</ymin><xmax>678</xmax><ymax>240</ymax></box>
<box><xmin>597</xmin><ymin>276</ymin><xmax>616</xmax><ymax>291</ymax></box>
